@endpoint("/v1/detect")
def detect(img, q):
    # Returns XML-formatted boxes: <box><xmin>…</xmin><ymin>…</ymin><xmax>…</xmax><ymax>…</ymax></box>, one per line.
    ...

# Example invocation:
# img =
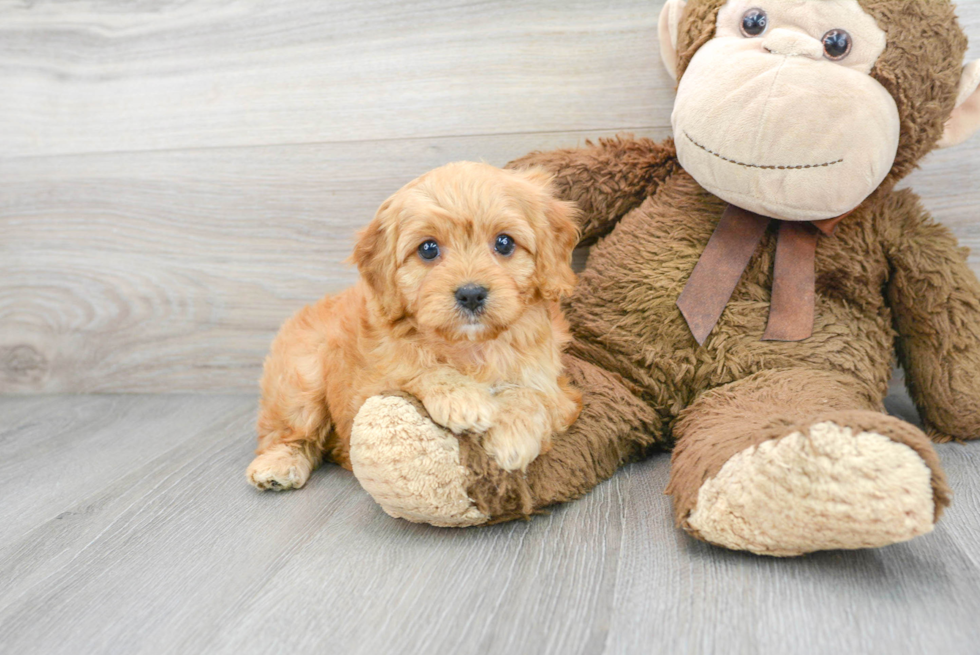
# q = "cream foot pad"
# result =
<box><xmin>687</xmin><ymin>421</ymin><xmax>936</xmax><ymax>556</ymax></box>
<box><xmin>350</xmin><ymin>395</ymin><xmax>489</xmax><ymax>527</ymax></box>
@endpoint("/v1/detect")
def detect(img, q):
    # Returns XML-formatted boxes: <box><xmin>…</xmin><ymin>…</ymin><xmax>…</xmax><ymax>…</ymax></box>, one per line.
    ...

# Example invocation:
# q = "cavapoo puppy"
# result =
<box><xmin>247</xmin><ymin>161</ymin><xmax>582</xmax><ymax>491</ymax></box>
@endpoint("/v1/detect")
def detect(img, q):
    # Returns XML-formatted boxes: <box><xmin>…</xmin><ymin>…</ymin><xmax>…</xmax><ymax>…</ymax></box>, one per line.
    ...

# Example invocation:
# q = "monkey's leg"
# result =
<box><xmin>348</xmin><ymin>355</ymin><xmax>662</xmax><ymax>526</ymax></box>
<box><xmin>667</xmin><ymin>368</ymin><xmax>951</xmax><ymax>556</ymax></box>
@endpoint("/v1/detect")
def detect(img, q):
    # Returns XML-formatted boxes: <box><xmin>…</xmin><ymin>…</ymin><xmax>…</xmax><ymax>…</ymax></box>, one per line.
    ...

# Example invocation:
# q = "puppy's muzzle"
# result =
<box><xmin>455</xmin><ymin>284</ymin><xmax>488</xmax><ymax>314</ymax></box>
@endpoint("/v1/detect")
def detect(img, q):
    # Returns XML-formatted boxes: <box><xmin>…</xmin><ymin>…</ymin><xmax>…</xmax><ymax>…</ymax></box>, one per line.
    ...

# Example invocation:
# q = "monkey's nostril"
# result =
<box><xmin>455</xmin><ymin>284</ymin><xmax>489</xmax><ymax>313</ymax></box>
<box><xmin>762</xmin><ymin>28</ymin><xmax>824</xmax><ymax>60</ymax></box>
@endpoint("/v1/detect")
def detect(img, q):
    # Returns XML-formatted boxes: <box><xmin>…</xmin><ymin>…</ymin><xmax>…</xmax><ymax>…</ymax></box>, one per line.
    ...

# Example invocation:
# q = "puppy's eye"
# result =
<box><xmin>418</xmin><ymin>240</ymin><xmax>440</xmax><ymax>261</ymax></box>
<box><xmin>822</xmin><ymin>29</ymin><xmax>852</xmax><ymax>61</ymax></box>
<box><xmin>740</xmin><ymin>8</ymin><xmax>768</xmax><ymax>37</ymax></box>
<box><xmin>494</xmin><ymin>234</ymin><xmax>516</xmax><ymax>256</ymax></box>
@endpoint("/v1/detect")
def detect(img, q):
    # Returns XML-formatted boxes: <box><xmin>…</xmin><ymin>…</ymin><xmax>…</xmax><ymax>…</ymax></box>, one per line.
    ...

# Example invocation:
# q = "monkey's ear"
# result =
<box><xmin>938</xmin><ymin>61</ymin><xmax>980</xmax><ymax>149</ymax></box>
<box><xmin>659</xmin><ymin>0</ymin><xmax>687</xmax><ymax>82</ymax></box>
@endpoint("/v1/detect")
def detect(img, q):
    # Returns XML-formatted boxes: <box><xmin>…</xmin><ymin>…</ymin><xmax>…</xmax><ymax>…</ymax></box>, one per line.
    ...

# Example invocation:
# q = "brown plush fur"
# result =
<box><xmin>666</xmin><ymin>368</ymin><xmax>952</xmax><ymax>533</ymax></box>
<box><xmin>247</xmin><ymin>162</ymin><xmax>582</xmax><ymax>489</ymax></box>
<box><xmin>452</xmin><ymin>1</ymin><xmax>980</xmax><ymax>539</ymax></box>
<box><xmin>459</xmin><ymin>353</ymin><xmax>662</xmax><ymax>522</ymax></box>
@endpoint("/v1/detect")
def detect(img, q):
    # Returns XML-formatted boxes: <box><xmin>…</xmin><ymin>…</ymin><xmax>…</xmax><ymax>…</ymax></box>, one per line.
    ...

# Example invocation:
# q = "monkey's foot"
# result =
<box><xmin>349</xmin><ymin>394</ymin><xmax>489</xmax><ymax>527</ymax></box>
<box><xmin>684</xmin><ymin>421</ymin><xmax>941</xmax><ymax>556</ymax></box>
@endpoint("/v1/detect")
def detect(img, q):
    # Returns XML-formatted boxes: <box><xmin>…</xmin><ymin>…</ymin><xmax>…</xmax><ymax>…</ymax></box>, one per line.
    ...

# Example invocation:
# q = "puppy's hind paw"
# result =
<box><xmin>246</xmin><ymin>446</ymin><xmax>313</xmax><ymax>491</ymax></box>
<box><xmin>422</xmin><ymin>385</ymin><xmax>497</xmax><ymax>434</ymax></box>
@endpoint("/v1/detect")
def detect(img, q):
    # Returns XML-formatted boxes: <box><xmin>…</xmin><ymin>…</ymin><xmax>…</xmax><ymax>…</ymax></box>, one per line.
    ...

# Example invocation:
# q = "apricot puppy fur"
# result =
<box><xmin>247</xmin><ymin>162</ymin><xmax>582</xmax><ymax>491</ymax></box>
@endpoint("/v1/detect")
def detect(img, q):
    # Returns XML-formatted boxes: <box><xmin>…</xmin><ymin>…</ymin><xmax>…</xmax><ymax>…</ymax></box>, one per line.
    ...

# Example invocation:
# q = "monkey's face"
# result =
<box><xmin>671</xmin><ymin>0</ymin><xmax>900</xmax><ymax>221</ymax></box>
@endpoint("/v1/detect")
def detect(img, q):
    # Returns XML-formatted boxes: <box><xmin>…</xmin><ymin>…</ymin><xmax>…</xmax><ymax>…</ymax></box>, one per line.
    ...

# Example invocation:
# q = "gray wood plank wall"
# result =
<box><xmin>2</xmin><ymin>0</ymin><xmax>980</xmax><ymax>393</ymax></box>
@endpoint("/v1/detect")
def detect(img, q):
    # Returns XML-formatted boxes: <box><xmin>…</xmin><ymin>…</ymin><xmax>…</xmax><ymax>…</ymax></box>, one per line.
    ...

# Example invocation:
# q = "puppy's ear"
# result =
<box><xmin>537</xmin><ymin>197</ymin><xmax>580</xmax><ymax>301</ymax></box>
<box><xmin>350</xmin><ymin>200</ymin><xmax>404</xmax><ymax>321</ymax></box>
<box><xmin>517</xmin><ymin>168</ymin><xmax>581</xmax><ymax>302</ymax></box>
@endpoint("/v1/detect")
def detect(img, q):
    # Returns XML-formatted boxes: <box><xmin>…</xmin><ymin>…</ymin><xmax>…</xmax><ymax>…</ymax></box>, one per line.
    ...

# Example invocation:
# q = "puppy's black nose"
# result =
<box><xmin>455</xmin><ymin>285</ymin><xmax>488</xmax><ymax>312</ymax></box>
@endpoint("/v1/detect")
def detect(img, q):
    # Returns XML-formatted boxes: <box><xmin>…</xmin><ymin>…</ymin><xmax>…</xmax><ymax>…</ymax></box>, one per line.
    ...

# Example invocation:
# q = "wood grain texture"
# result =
<box><xmin>0</xmin><ymin>393</ymin><xmax>978</xmax><ymax>655</ymax></box>
<box><xmin>0</xmin><ymin>0</ymin><xmax>674</xmax><ymax>158</ymax></box>
<box><xmin>1</xmin><ymin>0</ymin><xmax>980</xmax><ymax>392</ymax></box>
<box><xmin>0</xmin><ymin>131</ymin><xmax>655</xmax><ymax>393</ymax></box>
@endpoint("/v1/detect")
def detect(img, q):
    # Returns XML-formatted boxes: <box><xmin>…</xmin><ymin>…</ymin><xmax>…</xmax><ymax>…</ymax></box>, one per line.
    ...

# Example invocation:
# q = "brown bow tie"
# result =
<box><xmin>677</xmin><ymin>204</ymin><xmax>846</xmax><ymax>345</ymax></box>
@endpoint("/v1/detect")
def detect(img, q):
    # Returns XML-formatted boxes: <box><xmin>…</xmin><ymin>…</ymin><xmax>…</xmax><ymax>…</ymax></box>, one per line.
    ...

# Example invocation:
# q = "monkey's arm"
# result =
<box><xmin>886</xmin><ymin>190</ymin><xmax>980</xmax><ymax>441</ymax></box>
<box><xmin>506</xmin><ymin>136</ymin><xmax>679</xmax><ymax>244</ymax></box>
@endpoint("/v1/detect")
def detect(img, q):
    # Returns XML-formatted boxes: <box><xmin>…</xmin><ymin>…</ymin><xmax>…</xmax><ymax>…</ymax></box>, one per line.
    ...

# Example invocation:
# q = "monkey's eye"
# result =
<box><xmin>494</xmin><ymin>234</ymin><xmax>516</xmax><ymax>256</ymax></box>
<box><xmin>418</xmin><ymin>240</ymin><xmax>440</xmax><ymax>261</ymax></box>
<box><xmin>822</xmin><ymin>29</ymin><xmax>852</xmax><ymax>61</ymax></box>
<box><xmin>740</xmin><ymin>8</ymin><xmax>768</xmax><ymax>37</ymax></box>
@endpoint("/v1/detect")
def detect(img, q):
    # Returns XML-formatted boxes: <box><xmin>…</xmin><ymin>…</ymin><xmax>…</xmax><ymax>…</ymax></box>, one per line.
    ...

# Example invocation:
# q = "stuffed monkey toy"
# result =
<box><xmin>348</xmin><ymin>0</ymin><xmax>980</xmax><ymax>556</ymax></box>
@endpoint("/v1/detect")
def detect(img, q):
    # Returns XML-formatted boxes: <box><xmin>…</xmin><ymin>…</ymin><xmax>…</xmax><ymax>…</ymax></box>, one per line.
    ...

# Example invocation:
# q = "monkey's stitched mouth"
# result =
<box><xmin>684</xmin><ymin>132</ymin><xmax>844</xmax><ymax>170</ymax></box>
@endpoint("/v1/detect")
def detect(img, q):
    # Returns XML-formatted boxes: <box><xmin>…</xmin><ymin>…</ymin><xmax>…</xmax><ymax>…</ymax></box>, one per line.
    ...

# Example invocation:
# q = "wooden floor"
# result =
<box><xmin>1</xmin><ymin>385</ymin><xmax>978</xmax><ymax>655</ymax></box>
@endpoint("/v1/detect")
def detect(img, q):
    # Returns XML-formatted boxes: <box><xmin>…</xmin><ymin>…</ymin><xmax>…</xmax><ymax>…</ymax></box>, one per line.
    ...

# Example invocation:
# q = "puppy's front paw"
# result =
<box><xmin>483</xmin><ymin>414</ymin><xmax>550</xmax><ymax>472</ymax></box>
<box><xmin>422</xmin><ymin>385</ymin><xmax>497</xmax><ymax>434</ymax></box>
<box><xmin>247</xmin><ymin>446</ymin><xmax>313</xmax><ymax>491</ymax></box>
